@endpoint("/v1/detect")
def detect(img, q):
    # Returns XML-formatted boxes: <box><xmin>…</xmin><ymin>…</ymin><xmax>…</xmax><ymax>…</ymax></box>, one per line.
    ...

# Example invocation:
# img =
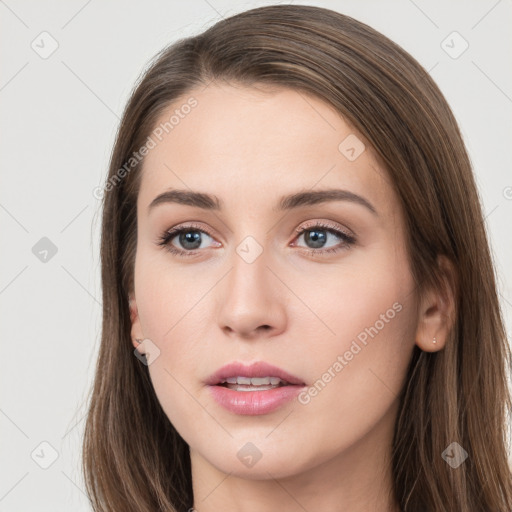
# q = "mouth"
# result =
<box><xmin>217</xmin><ymin>376</ymin><xmax>296</xmax><ymax>392</ymax></box>
<box><xmin>206</xmin><ymin>360</ymin><xmax>306</xmax><ymax>389</ymax></box>
<box><xmin>205</xmin><ymin>361</ymin><xmax>306</xmax><ymax>415</ymax></box>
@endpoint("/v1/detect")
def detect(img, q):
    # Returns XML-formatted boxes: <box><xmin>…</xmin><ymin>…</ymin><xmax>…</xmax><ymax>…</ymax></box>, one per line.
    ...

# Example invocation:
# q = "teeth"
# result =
<box><xmin>220</xmin><ymin>376</ymin><xmax>288</xmax><ymax>386</ymax></box>
<box><xmin>251</xmin><ymin>377</ymin><xmax>270</xmax><ymax>385</ymax></box>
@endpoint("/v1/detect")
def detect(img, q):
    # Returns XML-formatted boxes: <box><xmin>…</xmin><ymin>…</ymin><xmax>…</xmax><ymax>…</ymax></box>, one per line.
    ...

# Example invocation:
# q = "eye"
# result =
<box><xmin>156</xmin><ymin>223</ymin><xmax>219</xmax><ymax>257</ymax></box>
<box><xmin>292</xmin><ymin>221</ymin><xmax>356</xmax><ymax>255</ymax></box>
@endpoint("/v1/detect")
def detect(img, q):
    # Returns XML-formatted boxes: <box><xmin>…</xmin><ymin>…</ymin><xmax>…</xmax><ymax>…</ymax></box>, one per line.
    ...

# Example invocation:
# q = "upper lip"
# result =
<box><xmin>206</xmin><ymin>361</ymin><xmax>306</xmax><ymax>386</ymax></box>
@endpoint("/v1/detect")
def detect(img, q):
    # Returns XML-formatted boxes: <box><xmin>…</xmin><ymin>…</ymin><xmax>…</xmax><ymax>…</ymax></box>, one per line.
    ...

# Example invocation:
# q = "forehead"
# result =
<box><xmin>137</xmin><ymin>83</ymin><xmax>397</xmax><ymax>217</ymax></box>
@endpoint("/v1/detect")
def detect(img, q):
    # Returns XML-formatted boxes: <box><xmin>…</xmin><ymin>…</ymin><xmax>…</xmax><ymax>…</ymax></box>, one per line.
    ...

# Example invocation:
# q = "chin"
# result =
<box><xmin>193</xmin><ymin>439</ymin><xmax>317</xmax><ymax>481</ymax></box>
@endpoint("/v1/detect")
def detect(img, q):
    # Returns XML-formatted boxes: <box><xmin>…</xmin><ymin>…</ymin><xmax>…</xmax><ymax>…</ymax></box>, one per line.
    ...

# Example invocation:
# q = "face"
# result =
<box><xmin>129</xmin><ymin>82</ymin><xmax>420</xmax><ymax>480</ymax></box>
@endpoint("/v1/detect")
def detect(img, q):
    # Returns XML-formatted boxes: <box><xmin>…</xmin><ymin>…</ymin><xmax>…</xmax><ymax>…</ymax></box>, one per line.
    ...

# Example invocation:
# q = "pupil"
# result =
<box><xmin>179</xmin><ymin>231</ymin><xmax>201</xmax><ymax>250</ymax></box>
<box><xmin>305</xmin><ymin>229</ymin><xmax>326</xmax><ymax>248</ymax></box>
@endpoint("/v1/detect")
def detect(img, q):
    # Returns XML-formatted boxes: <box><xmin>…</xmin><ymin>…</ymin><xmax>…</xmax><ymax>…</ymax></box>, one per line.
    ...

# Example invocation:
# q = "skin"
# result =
<box><xmin>129</xmin><ymin>82</ymin><xmax>455</xmax><ymax>511</ymax></box>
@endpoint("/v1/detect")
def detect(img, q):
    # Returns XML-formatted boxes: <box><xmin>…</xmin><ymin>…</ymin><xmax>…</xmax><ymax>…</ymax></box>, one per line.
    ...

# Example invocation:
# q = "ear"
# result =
<box><xmin>128</xmin><ymin>293</ymin><xmax>146</xmax><ymax>354</ymax></box>
<box><xmin>415</xmin><ymin>255</ymin><xmax>457</xmax><ymax>353</ymax></box>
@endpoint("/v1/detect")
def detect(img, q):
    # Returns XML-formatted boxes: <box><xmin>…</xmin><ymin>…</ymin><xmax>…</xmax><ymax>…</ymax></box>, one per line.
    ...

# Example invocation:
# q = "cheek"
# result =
<box><xmin>134</xmin><ymin>247</ymin><xmax>200</xmax><ymax>340</ymax></box>
<box><xmin>133</xmin><ymin>251</ymin><xmax>217</xmax><ymax>431</ymax></box>
<box><xmin>291</xmin><ymin>242</ymin><xmax>415</xmax><ymax>360</ymax></box>
<box><xmin>293</xmin><ymin>254</ymin><xmax>417</xmax><ymax>444</ymax></box>
<box><xmin>147</xmin><ymin>360</ymin><xmax>208</xmax><ymax>438</ymax></box>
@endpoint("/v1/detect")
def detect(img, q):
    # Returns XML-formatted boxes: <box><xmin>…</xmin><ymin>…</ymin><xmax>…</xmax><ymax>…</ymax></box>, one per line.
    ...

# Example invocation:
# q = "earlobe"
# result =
<box><xmin>415</xmin><ymin>255</ymin><xmax>457</xmax><ymax>353</ymax></box>
<box><xmin>133</xmin><ymin>338</ymin><xmax>145</xmax><ymax>355</ymax></box>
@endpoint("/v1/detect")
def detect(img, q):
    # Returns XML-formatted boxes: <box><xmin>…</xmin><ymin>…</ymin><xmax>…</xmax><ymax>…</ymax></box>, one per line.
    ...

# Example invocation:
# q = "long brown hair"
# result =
<box><xmin>82</xmin><ymin>4</ymin><xmax>512</xmax><ymax>510</ymax></box>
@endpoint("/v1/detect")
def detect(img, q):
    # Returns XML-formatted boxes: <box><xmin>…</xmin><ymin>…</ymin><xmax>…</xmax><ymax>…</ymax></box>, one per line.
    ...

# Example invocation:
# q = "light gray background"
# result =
<box><xmin>1</xmin><ymin>0</ymin><xmax>511</xmax><ymax>510</ymax></box>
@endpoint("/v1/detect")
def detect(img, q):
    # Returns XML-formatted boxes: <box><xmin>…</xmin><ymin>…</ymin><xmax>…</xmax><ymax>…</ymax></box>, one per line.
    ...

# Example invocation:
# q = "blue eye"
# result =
<box><xmin>157</xmin><ymin>221</ymin><xmax>356</xmax><ymax>258</ymax></box>
<box><xmin>157</xmin><ymin>223</ymin><xmax>217</xmax><ymax>257</ymax></box>
<box><xmin>293</xmin><ymin>223</ymin><xmax>356</xmax><ymax>255</ymax></box>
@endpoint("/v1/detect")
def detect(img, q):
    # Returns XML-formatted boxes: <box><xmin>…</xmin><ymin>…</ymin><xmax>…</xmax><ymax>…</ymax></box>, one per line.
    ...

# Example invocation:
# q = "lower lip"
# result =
<box><xmin>208</xmin><ymin>384</ymin><xmax>305</xmax><ymax>415</ymax></box>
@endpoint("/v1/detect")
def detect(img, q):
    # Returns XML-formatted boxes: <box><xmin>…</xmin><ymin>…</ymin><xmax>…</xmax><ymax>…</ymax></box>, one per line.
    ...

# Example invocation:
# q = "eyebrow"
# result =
<box><xmin>148</xmin><ymin>188</ymin><xmax>378</xmax><ymax>216</ymax></box>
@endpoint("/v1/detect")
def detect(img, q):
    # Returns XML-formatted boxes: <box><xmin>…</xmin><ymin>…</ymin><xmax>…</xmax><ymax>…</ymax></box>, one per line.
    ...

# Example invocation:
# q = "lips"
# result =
<box><xmin>205</xmin><ymin>361</ymin><xmax>306</xmax><ymax>387</ymax></box>
<box><xmin>206</xmin><ymin>361</ymin><xmax>307</xmax><ymax>415</ymax></box>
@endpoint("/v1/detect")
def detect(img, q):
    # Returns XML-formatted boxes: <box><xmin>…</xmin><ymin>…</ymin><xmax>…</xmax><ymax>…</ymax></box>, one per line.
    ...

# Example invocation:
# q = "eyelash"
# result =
<box><xmin>156</xmin><ymin>221</ymin><xmax>356</xmax><ymax>258</ymax></box>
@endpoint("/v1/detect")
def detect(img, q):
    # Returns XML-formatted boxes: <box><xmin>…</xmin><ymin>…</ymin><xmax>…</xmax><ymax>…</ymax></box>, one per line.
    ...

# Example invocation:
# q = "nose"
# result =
<box><xmin>216</xmin><ymin>247</ymin><xmax>287</xmax><ymax>340</ymax></box>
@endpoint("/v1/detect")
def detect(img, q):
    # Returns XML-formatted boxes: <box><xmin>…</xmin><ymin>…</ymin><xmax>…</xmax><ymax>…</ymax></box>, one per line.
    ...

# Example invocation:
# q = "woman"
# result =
<box><xmin>82</xmin><ymin>4</ymin><xmax>512</xmax><ymax>511</ymax></box>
